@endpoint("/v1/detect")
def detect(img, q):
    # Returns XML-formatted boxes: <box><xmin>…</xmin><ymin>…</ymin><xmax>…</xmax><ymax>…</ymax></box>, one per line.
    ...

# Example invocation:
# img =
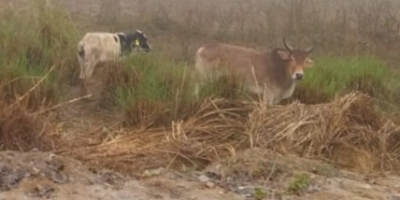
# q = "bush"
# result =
<box><xmin>293</xmin><ymin>56</ymin><xmax>400</xmax><ymax>113</ymax></box>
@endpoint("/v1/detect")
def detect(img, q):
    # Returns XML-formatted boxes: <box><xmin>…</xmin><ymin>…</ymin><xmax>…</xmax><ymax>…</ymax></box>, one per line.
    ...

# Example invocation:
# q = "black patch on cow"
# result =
<box><xmin>113</xmin><ymin>35</ymin><xmax>119</xmax><ymax>43</ymax></box>
<box><xmin>78</xmin><ymin>45</ymin><xmax>85</xmax><ymax>58</ymax></box>
<box><xmin>116</xmin><ymin>30</ymin><xmax>151</xmax><ymax>56</ymax></box>
<box><xmin>125</xmin><ymin>30</ymin><xmax>152</xmax><ymax>52</ymax></box>
<box><xmin>116</xmin><ymin>33</ymin><xmax>131</xmax><ymax>56</ymax></box>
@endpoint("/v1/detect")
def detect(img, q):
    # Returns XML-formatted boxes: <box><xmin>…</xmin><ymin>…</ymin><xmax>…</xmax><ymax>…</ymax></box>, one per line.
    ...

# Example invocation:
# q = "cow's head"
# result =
<box><xmin>131</xmin><ymin>30</ymin><xmax>152</xmax><ymax>52</ymax></box>
<box><xmin>276</xmin><ymin>38</ymin><xmax>315</xmax><ymax>81</ymax></box>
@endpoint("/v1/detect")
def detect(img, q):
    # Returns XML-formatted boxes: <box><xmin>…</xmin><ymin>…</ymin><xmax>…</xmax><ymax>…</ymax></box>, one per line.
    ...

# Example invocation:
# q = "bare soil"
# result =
<box><xmin>2</xmin><ymin>148</ymin><xmax>400</xmax><ymax>200</ymax></box>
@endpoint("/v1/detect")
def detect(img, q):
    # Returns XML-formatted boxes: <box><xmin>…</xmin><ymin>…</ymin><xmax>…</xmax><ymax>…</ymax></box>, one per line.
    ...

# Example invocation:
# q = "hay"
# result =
<box><xmin>70</xmin><ymin>92</ymin><xmax>400</xmax><ymax>174</ymax></box>
<box><xmin>71</xmin><ymin>98</ymin><xmax>251</xmax><ymax>173</ymax></box>
<box><xmin>0</xmin><ymin>100</ymin><xmax>52</xmax><ymax>151</ymax></box>
<box><xmin>252</xmin><ymin>92</ymin><xmax>400</xmax><ymax>172</ymax></box>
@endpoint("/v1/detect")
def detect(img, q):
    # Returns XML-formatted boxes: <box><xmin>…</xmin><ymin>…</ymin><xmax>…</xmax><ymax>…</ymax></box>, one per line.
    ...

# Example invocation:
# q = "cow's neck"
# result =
<box><xmin>269</xmin><ymin>55</ymin><xmax>294</xmax><ymax>91</ymax></box>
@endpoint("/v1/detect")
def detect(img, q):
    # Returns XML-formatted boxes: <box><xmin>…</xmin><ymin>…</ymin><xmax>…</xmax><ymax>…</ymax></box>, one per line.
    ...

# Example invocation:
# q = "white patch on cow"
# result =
<box><xmin>280</xmin><ymin>82</ymin><xmax>297</xmax><ymax>100</ymax></box>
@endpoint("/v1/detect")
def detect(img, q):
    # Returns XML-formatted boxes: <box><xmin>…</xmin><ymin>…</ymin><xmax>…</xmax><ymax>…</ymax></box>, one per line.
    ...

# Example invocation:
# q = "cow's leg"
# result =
<box><xmin>258</xmin><ymin>85</ymin><xmax>275</xmax><ymax>107</ymax></box>
<box><xmin>77</xmin><ymin>54</ymin><xmax>89</xmax><ymax>96</ymax></box>
<box><xmin>78</xmin><ymin>56</ymin><xmax>86</xmax><ymax>80</ymax></box>
<box><xmin>192</xmin><ymin>71</ymin><xmax>206</xmax><ymax>100</ymax></box>
<box><xmin>84</xmin><ymin>58</ymin><xmax>98</xmax><ymax>81</ymax></box>
<box><xmin>78</xmin><ymin>56</ymin><xmax>97</xmax><ymax>97</ymax></box>
<box><xmin>83</xmin><ymin>58</ymin><xmax>98</xmax><ymax>97</ymax></box>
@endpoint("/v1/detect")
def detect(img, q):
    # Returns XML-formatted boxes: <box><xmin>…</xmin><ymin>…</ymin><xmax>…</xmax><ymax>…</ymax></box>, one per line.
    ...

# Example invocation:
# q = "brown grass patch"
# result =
<box><xmin>0</xmin><ymin>100</ymin><xmax>51</xmax><ymax>151</ymax></box>
<box><xmin>70</xmin><ymin>98</ymin><xmax>251</xmax><ymax>174</ymax></box>
<box><xmin>67</xmin><ymin>92</ymin><xmax>400</xmax><ymax>175</ymax></box>
<box><xmin>252</xmin><ymin>92</ymin><xmax>400</xmax><ymax>173</ymax></box>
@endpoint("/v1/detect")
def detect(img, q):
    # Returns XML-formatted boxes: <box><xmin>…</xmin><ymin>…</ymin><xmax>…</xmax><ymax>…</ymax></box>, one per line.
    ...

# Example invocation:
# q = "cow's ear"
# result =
<box><xmin>277</xmin><ymin>50</ymin><xmax>290</xmax><ymax>60</ymax></box>
<box><xmin>305</xmin><ymin>58</ymin><xmax>315</xmax><ymax>68</ymax></box>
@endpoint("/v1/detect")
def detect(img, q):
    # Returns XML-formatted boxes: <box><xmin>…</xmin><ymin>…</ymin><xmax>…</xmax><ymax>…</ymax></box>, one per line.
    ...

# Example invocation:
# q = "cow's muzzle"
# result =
<box><xmin>294</xmin><ymin>73</ymin><xmax>304</xmax><ymax>81</ymax></box>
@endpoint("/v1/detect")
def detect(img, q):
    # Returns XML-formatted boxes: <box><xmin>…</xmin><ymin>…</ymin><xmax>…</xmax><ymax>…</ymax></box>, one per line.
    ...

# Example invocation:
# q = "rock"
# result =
<box><xmin>235</xmin><ymin>186</ymin><xmax>254</xmax><ymax>198</ymax></box>
<box><xmin>204</xmin><ymin>171</ymin><xmax>222</xmax><ymax>180</ymax></box>
<box><xmin>205</xmin><ymin>181</ymin><xmax>215</xmax><ymax>188</ymax></box>
<box><xmin>198</xmin><ymin>175</ymin><xmax>210</xmax><ymax>183</ymax></box>
<box><xmin>26</xmin><ymin>184</ymin><xmax>56</xmax><ymax>198</ymax></box>
<box><xmin>218</xmin><ymin>189</ymin><xmax>226</xmax><ymax>194</ymax></box>
<box><xmin>391</xmin><ymin>194</ymin><xmax>400</xmax><ymax>200</ymax></box>
<box><xmin>339</xmin><ymin>179</ymin><xmax>372</xmax><ymax>190</ymax></box>
<box><xmin>0</xmin><ymin>168</ymin><xmax>25</xmax><ymax>191</ymax></box>
<box><xmin>142</xmin><ymin>167</ymin><xmax>164</xmax><ymax>177</ymax></box>
<box><xmin>30</xmin><ymin>167</ymin><xmax>41</xmax><ymax>176</ymax></box>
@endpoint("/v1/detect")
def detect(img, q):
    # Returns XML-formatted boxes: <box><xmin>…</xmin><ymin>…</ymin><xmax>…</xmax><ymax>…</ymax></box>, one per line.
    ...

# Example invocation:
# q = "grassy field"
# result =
<box><xmin>1</xmin><ymin>0</ymin><xmax>400</xmax><ymax>174</ymax></box>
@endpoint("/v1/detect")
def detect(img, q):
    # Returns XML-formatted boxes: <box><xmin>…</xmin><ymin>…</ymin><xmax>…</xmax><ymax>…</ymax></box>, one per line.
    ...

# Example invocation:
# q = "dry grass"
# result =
<box><xmin>64</xmin><ymin>92</ymin><xmax>400</xmax><ymax>175</ymax></box>
<box><xmin>251</xmin><ymin>92</ymin><xmax>400</xmax><ymax>173</ymax></box>
<box><xmin>68</xmin><ymin>98</ymin><xmax>251</xmax><ymax>173</ymax></box>
<box><xmin>0</xmin><ymin>98</ymin><xmax>51</xmax><ymax>152</ymax></box>
<box><xmin>0</xmin><ymin>65</ymin><xmax>58</xmax><ymax>152</ymax></box>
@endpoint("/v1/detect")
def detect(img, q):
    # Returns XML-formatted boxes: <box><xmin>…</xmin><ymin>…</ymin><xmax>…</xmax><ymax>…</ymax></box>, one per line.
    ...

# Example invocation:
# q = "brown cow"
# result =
<box><xmin>193</xmin><ymin>39</ymin><xmax>315</xmax><ymax>105</ymax></box>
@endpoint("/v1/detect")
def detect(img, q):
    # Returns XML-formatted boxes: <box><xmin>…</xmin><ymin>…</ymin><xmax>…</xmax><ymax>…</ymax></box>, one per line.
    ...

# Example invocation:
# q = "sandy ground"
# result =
<box><xmin>2</xmin><ymin>149</ymin><xmax>400</xmax><ymax>200</ymax></box>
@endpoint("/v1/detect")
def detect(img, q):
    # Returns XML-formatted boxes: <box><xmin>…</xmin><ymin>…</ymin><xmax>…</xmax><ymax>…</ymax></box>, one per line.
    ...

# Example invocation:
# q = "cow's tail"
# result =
<box><xmin>77</xmin><ymin>42</ymin><xmax>86</xmax><ymax>81</ymax></box>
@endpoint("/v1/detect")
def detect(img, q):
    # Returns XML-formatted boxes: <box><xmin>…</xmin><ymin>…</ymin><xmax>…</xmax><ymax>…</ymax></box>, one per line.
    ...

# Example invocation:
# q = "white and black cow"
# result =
<box><xmin>77</xmin><ymin>30</ymin><xmax>151</xmax><ymax>95</ymax></box>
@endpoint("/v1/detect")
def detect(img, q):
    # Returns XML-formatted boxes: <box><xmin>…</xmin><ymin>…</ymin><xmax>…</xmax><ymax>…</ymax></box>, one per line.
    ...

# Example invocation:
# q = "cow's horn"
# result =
<box><xmin>283</xmin><ymin>38</ymin><xmax>293</xmax><ymax>52</ymax></box>
<box><xmin>306</xmin><ymin>45</ymin><xmax>315</xmax><ymax>54</ymax></box>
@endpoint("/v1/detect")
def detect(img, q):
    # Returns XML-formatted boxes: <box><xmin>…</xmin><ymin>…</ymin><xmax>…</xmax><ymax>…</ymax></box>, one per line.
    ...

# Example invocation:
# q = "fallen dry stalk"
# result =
<box><xmin>32</xmin><ymin>93</ymin><xmax>93</xmax><ymax>116</ymax></box>
<box><xmin>10</xmin><ymin>65</ymin><xmax>56</xmax><ymax>108</ymax></box>
<box><xmin>66</xmin><ymin>92</ymin><xmax>400</xmax><ymax>174</ymax></box>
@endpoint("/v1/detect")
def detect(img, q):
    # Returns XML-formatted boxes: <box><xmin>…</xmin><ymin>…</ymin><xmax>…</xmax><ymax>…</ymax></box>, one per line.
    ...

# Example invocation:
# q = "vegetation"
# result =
<box><xmin>1</xmin><ymin>0</ymin><xmax>400</xmax><ymax>179</ymax></box>
<box><xmin>254</xmin><ymin>187</ymin><xmax>267</xmax><ymax>200</ymax></box>
<box><xmin>0</xmin><ymin>0</ymin><xmax>80</xmax><ymax>110</ymax></box>
<box><xmin>288</xmin><ymin>173</ymin><xmax>311</xmax><ymax>195</ymax></box>
<box><xmin>293</xmin><ymin>57</ymin><xmax>400</xmax><ymax>111</ymax></box>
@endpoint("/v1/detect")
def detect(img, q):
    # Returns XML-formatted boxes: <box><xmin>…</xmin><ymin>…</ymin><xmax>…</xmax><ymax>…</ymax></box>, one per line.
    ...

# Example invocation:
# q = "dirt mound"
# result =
<box><xmin>201</xmin><ymin>148</ymin><xmax>400</xmax><ymax>200</ymax></box>
<box><xmin>0</xmin><ymin>151</ymin><xmax>244</xmax><ymax>200</ymax></box>
<box><xmin>67</xmin><ymin>92</ymin><xmax>400</xmax><ymax>175</ymax></box>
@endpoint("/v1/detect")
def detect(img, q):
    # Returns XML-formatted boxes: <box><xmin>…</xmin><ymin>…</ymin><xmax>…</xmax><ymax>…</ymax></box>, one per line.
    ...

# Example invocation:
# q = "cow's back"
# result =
<box><xmin>79</xmin><ymin>32</ymin><xmax>120</xmax><ymax>61</ymax></box>
<box><xmin>195</xmin><ymin>43</ymin><xmax>268</xmax><ymax>84</ymax></box>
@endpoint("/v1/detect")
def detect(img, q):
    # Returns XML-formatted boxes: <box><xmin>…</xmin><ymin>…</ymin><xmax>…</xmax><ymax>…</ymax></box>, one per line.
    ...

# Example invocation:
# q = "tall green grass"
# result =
<box><xmin>100</xmin><ymin>52</ymin><xmax>247</xmax><ymax>127</ymax></box>
<box><xmin>101</xmin><ymin>53</ymin><xmax>400</xmax><ymax>128</ymax></box>
<box><xmin>0</xmin><ymin>0</ymin><xmax>81</xmax><ymax>109</ymax></box>
<box><xmin>294</xmin><ymin>56</ymin><xmax>400</xmax><ymax>113</ymax></box>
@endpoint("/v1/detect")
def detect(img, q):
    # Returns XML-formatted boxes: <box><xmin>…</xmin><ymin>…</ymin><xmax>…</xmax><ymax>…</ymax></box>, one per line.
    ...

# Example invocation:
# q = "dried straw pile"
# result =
<box><xmin>72</xmin><ymin>99</ymin><xmax>252</xmax><ymax>173</ymax></box>
<box><xmin>0</xmin><ymin>101</ymin><xmax>51</xmax><ymax>151</ymax></box>
<box><xmin>73</xmin><ymin>92</ymin><xmax>400</xmax><ymax>174</ymax></box>
<box><xmin>251</xmin><ymin>92</ymin><xmax>400</xmax><ymax>172</ymax></box>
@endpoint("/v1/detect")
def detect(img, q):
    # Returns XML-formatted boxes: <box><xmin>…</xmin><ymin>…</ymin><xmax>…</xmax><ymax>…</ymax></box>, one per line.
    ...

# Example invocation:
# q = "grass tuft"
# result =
<box><xmin>294</xmin><ymin>56</ymin><xmax>400</xmax><ymax>107</ymax></box>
